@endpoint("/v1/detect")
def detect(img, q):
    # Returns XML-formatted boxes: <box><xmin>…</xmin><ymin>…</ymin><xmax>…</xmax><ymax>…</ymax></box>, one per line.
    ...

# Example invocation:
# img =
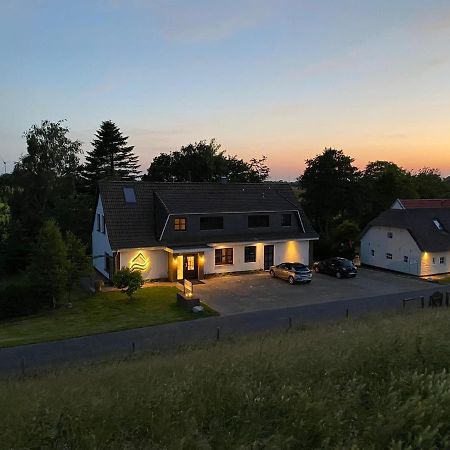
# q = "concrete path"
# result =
<box><xmin>0</xmin><ymin>284</ymin><xmax>447</xmax><ymax>375</ymax></box>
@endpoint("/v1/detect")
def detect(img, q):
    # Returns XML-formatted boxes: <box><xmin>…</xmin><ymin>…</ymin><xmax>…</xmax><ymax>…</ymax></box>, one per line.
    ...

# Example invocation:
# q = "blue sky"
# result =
<box><xmin>1</xmin><ymin>0</ymin><xmax>450</xmax><ymax>179</ymax></box>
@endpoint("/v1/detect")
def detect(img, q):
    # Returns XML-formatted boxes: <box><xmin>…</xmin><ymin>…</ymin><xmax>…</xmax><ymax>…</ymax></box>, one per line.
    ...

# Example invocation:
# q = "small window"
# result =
<box><xmin>101</xmin><ymin>215</ymin><xmax>106</xmax><ymax>234</ymax></box>
<box><xmin>200</xmin><ymin>216</ymin><xmax>223</xmax><ymax>230</ymax></box>
<box><xmin>404</xmin><ymin>256</ymin><xmax>408</xmax><ymax>263</ymax></box>
<box><xmin>433</xmin><ymin>219</ymin><xmax>444</xmax><ymax>231</ymax></box>
<box><xmin>123</xmin><ymin>187</ymin><xmax>136</xmax><ymax>203</ymax></box>
<box><xmin>281</xmin><ymin>214</ymin><xmax>292</xmax><ymax>227</ymax></box>
<box><xmin>97</xmin><ymin>213</ymin><xmax>101</xmax><ymax>232</ymax></box>
<box><xmin>248</xmin><ymin>215</ymin><xmax>270</xmax><ymax>228</ymax></box>
<box><xmin>432</xmin><ymin>257</ymin><xmax>436</xmax><ymax>265</ymax></box>
<box><xmin>440</xmin><ymin>256</ymin><xmax>446</xmax><ymax>265</ymax></box>
<box><xmin>104</xmin><ymin>253</ymin><xmax>111</xmax><ymax>273</ymax></box>
<box><xmin>371</xmin><ymin>249</ymin><xmax>375</xmax><ymax>257</ymax></box>
<box><xmin>387</xmin><ymin>232</ymin><xmax>393</xmax><ymax>238</ymax></box>
<box><xmin>174</xmin><ymin>217</ymin><xmax>186</xmax><ymax>231</ymax></box>
<box><xmin>386</xmin><ymin>253</ymin><xmax>393</xmax><ymax>260</ymax></box>
<box><xmin>215</xmin><ymin>248</ymin><xmax>233</xmax><ymax>265</ymax></box>
<box><xmin>244</xmin><ymin>246</ymin><xmax>257</xmax><ymax>263</ymax></box>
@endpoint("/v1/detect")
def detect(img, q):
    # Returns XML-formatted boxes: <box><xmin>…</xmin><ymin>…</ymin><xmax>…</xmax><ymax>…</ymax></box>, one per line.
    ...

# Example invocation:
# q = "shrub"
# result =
<box><xmin>0</xmin><ymin>281</ymin><xmax>39</xmax><ymax>320</ymax></box>
<box><xmin>113</xmin><ymin>267</ymin><xmax>144</xmax><ymax>300</ymax></box>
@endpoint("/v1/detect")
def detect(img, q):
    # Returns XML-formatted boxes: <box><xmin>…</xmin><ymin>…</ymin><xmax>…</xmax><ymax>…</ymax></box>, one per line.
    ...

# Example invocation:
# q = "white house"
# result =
<box><xmin>92</xmin><ymin>181</ymin><xmax>318</xmax><ymax>282</ymax></box>
<box><xmin>360</xmin><ymin>199</ymin><xmax>450</xmax><ymax>276</ymax></box>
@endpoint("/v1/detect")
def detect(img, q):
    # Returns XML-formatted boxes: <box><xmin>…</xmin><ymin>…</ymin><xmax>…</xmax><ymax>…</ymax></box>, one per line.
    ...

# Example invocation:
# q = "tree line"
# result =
<box><xmin>0</xmin><ymin>119</ymin><xmax>448</xmax><ymax>310</ymax></box>
<box><xmin>299</xmin><ymin>148</ymin><xmax>450</xmax><ymax>258</ymax></box>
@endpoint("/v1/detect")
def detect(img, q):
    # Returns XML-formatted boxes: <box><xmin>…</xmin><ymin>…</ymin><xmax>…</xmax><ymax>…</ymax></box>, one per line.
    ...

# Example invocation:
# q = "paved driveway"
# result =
<box><xmin>196</xmin><ymin>268</ymin><xmax>432</xmax><ymax>314</ymax></box>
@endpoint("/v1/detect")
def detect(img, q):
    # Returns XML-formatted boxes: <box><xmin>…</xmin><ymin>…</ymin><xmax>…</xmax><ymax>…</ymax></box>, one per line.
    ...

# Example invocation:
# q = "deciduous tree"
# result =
<box><xmin>144</xmin><ymin>139</ymin><xmax>269</xmax><ymax>182</ymax></box>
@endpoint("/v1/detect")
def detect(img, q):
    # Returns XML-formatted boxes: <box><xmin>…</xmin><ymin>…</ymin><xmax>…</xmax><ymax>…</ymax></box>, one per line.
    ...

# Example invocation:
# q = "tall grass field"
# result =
<box><xmin>3</xmin><ymin>309</ymin><xmax>450</xmax><ymax>449</ymax></box>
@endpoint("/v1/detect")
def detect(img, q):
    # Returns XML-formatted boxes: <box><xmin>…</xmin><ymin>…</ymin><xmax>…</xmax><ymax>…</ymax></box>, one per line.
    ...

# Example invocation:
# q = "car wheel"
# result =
<box><xmin>336</xmin><ymin>271</ymin><xmax>342</xmax><ymax>279</ymax></box>
<box><xmin>270</xmin><ymin>270</ymin><xmax>276</xmax><ymax>278</ymax></box>
<box><xmin>288</xmin><ymin>276</ymin><xmax>295</xmax><ymax>285</ymax></box>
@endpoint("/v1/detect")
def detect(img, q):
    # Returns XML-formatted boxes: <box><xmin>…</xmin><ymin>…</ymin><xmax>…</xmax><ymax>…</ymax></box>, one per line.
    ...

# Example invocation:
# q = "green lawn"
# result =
<box><xmin>0</xmin><ymin>286</ymin><xmax>217</xmax><ymax>347</ymax></box>
<box><xmin>3</xmin><ymin>310</ymin><xmax>450</xmax><ymax>449</ymax></box>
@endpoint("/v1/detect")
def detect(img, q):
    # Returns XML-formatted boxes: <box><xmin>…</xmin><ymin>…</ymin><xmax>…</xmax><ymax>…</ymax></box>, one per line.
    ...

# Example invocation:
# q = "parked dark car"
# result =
<box><xmin>269</xmin><ymin>262</ymin><xmax>312</xmax><ymax>284</ymax></box>
<box><xmin>313</xmin><ymin>257</ymin><xmax>357</xmax><ymax>278</ymax></box>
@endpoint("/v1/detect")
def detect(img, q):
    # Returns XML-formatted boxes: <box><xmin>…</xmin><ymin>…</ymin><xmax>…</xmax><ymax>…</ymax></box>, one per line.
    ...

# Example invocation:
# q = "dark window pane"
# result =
<box><xmin>215</xmin><ymin>248</ymin><xmax>233</xmax><ymax>265</ymax></box>
<box><xmin>282</xmin><ymin>214</ymin><xmax>292</xmax><ymax>226</ymax></box>
<box><xmin>123</xmin><ymin>187</ymin><xmax>136</xmax><ymax>203</ymax></box>
<box><xmin>248</xmin><ymin>215</ymin><xmax>270</xmax><ymax>228</ymax></box>
<box><xmin>244</xmin><ymin>246</ymin><xmax>256</xmax><ymax>263</ymax></box>
<box><xmin>200</xmin><ymin>216</ymin><xmax>224</xmax><ymax>230</ymax></box>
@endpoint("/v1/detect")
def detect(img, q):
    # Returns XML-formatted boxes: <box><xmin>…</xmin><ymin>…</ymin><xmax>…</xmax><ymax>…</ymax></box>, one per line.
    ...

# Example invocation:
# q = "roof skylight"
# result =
<box><xmin>433</xmin><ymin>218</ymin><xmax>444</xmax><ymax>231</ymax></box>
<box><xmin>123</xmin><ymin>187</ymin><xmax>136</xmax><ymax>203</ymax></box>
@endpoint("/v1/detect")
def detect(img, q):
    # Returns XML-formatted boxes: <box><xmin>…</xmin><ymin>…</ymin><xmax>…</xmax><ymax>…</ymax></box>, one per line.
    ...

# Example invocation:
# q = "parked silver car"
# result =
<box><xmin>269</xmin><ymin>262</ymin><xmax>312</xmax><ymax>285</ymax></box>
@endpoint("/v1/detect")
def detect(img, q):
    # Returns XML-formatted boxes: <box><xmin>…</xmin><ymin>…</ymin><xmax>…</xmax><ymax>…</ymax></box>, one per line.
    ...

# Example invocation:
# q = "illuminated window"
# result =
<box><xmin>174</xmin><ymin>217</ymin><xmax>186</xmax><ymax>231</ymax></box>
<box><xmin>244</xmin><ymin>246</ymin><xmax>256</xmax><ymax>263</ymax></box>
<box><xmin>386</xmin><ymin>253</ymin><xmax>392</xmax><ymax>260</ymax></box>
<box><xmin>186</xmin><ymin>256</ymin><xmax>195</xmax><ymax>270</ymax></box>
<box><xmin>215</xmin><ymin>248</ymin><xmax>233</xmax><ymax>265</ymax></box>
<box><xmin>281</xmin><ymin>214</ymin><xmax>292</xmax><ymax>227</ymax></box>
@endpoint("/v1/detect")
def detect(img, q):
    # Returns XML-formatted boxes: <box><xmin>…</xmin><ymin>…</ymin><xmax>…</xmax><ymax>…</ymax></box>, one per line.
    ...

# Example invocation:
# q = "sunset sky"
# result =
<box><xmin>1</xmin><ymin>0</ymin><xmax>450</xmax><ymax>180</ymax></box>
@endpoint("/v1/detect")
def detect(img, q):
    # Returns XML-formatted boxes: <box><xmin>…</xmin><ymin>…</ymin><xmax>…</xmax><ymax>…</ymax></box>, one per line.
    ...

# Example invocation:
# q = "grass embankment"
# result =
<box><xmin>3</xmin><ymin>310</ymin><xmax>450</xmax><ymax>448</ymax></box>
<box><xmin>0</xmin><ymin>286</ymin><xmax>217</xmax><ymax>347</ymax></box>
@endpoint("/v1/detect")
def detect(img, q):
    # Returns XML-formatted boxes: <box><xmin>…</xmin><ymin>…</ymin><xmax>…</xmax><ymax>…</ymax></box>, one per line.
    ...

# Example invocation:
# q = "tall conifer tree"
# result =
<box><xmin>82</xmin><ymin>121</ymin><xmax>140</xmax><ymax>193</ymax></box>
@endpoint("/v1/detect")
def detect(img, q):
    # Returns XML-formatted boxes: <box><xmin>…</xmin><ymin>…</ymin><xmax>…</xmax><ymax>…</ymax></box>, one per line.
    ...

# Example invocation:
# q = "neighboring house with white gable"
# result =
<box><xmin>360</xmin><ymin>199</ymin><xmax>450</xmax><ymax>276</ymax></box>
<box><xmin>92</xmin><ymin>180</ymin><xmax>318</xmax><ymax>282</ymax></box>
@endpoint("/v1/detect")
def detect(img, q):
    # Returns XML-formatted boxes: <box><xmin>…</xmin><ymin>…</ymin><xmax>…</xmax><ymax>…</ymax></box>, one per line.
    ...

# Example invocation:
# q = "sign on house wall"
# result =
<box><xmin>129</xmin><ymin>252</ymin><xmax>150</xmax><ymax>272</ymax></box>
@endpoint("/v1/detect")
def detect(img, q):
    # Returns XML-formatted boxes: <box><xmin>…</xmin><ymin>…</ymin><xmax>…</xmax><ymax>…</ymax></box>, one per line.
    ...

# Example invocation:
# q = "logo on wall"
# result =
<box><xmin>130</xmin><ymin>252</ymin><xmax>150</xmax><ymax>272</ymax></box>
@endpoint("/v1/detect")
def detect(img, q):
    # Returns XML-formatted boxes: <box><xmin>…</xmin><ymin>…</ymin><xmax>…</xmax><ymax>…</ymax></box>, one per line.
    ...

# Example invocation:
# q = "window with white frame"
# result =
<box><xmin>440</xmin><ymin>256</ymin><xmax>446</xmax><ymax>265</ymax></box>
<box><xmin>386</xmin><ymin>253</ymin><xmax>393</xmax><ymax>260</ymax></box>
<box><xmin>387</xmin><ymin>231</ymin><xmax>393</xmax><ymax>238</ymax></box>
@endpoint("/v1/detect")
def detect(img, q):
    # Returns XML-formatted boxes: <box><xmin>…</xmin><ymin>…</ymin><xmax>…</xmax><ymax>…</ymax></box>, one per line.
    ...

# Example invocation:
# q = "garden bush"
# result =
<box><xmin>0</xmin><ymin>280</ymin><xmax>39</xmax><ymax>320</ymax></box>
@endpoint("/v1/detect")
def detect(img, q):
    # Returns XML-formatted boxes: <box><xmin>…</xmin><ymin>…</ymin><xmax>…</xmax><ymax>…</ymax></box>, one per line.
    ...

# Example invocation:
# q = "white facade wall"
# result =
<box><xmin>420</xmin><ymin>251</ymin><xmax>450</xmax><ymax>276</ymax></box>
<box><xmin>92</xmin><ymin>195</ymin><xmax>113</xmax><ymax>278</ymax></box>
<box><xmin>204</xmin><ymin>239</ymin><xmax>310</xmax><ymax>275</ymax></box>
<box><xmin>119</xmin><ymin>249</ymin><xmax>168</xmax><ymax>280</ymax></box>
<box><xmin>361</xmin><ymin>226</ymin><xmax>450</xmax><ymax>276</ymax></box>
<box><xmin>360</xmin><ymin>226</ymin><xmax>422</xmax><ymax>275</ymax></box>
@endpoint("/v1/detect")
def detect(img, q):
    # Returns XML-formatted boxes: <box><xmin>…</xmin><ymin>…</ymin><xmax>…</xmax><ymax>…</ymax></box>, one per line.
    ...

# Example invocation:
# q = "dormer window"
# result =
<box><xmin>281</xmin><ymin>214</ymin><xmax>292</xmax><ymax>227</ymax></box>
<box><xmin>433</xmin><ymin>219</ymin><xmax>444</xmax><ymax>231</ymax></box>
<box><xmin>123</xmin><ymin>187</ymin><xmax>136</xmax><ymax>203</ymax></box>
<box><xmin>174</xmin><ymin>217</ymin><xmax>186</xmax><ymax>231</ymax></box>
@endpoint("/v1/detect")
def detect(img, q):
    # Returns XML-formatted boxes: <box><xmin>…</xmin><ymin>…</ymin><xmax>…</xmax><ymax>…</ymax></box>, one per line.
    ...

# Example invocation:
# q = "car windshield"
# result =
<box><xmin>337</xmin><ymin>259</ymin><xmax>353</xmax><ymax>268</ymax></box>
<box><xmin>292</xmin><ymin>264</ymin><xmax>307</xmax><ymax>271</ymax></box>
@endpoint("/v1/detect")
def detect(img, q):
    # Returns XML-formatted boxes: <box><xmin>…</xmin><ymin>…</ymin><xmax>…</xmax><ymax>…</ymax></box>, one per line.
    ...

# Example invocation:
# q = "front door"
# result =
<box><xmin>183</xmin><ymin>254</ymin><xmax>198</xmax><ymax>279</ymax></box>
<box><xmin>264</xmin><ymin>245</ymin><xmax>274</xmax><ymax>270</ymax></box>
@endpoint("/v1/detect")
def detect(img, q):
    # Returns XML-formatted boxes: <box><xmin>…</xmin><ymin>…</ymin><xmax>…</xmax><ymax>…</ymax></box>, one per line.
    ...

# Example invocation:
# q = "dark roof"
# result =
<box><xmin>362</xmin><ymin>208</ymin><xmax>450</xmax><ymax>252</ymax></box>
<box><xmin>98</xmin><ymin>181</ymin><xmax>318</xmax><ymax>250</ymax></box>
<box><xmin>398</xmin><ymin>199</ymin><xmax>450</xmax><ymax>209</ymax></box>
